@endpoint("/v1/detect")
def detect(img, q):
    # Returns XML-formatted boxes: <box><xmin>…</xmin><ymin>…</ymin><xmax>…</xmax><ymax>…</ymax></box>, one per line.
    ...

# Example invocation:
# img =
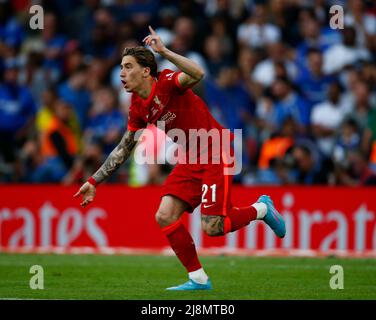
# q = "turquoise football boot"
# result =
<box><xmin>166</xmin><ymin>279</ymin><xmax>212</xmax><ymax>291</ymax></box>
<box><xmin>257</xmin><ymin>195</ymin><xmax>286</xmax><ymax>238</ymax></box>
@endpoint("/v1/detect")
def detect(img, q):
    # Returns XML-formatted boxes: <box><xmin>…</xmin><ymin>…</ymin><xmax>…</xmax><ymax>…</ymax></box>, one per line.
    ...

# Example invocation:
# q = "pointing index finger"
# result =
<box><xmin>148</xmin><ymin>25</ymin><xmax>156</xmax><ymax>35</ymax></box>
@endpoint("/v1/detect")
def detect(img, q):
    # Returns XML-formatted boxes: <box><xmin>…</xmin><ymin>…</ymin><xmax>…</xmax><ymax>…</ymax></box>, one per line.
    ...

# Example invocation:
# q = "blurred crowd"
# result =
<box><xmin>0</xmin><ymin>0</ymin><xmax>375</xmax><ymax>186</ymax></box>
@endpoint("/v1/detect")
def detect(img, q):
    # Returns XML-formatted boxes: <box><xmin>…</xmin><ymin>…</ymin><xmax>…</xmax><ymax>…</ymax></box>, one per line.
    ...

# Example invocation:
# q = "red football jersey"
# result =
<box><xmin>127</xmin><ymin>69</ymin><xmax>231</xmax><ymax>163</ymax></box>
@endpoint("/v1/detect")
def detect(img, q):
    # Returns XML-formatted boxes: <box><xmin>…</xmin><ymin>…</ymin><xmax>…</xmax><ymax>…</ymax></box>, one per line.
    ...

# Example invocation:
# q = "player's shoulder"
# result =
<box><xmin>157</xmin><ymin>69</ymin><xmax>178</xmax><ymax>81</ymax></box>
<box><xmin>156</xmin><ymin>68</ymin><xmax>185</xmax><ymax>94</ymax></box>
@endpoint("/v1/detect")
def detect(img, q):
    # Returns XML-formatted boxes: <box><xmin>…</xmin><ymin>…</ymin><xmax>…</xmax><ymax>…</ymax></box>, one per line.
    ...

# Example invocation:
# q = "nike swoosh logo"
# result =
<box><xmin>203</xmin><ymin>204</ymin><xmax>215</xmax><ymax>208</ymax></box>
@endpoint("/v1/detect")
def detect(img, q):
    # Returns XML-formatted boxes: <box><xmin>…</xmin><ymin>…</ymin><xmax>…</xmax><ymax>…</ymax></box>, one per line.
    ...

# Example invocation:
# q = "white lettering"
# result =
<box><xmin>353</xmin><ymin>205</ymin><xmax>373</xmax><ymax>251</ymax></box>
<box><xmin>320</xmin><ymin>211</ymin><xmax>348</xmax><ymax>250</ymax></box>
<box><xmin>86</xmin><ymin>208</ymin><xmax>108</xmax><ymax>246</ymax></box>
<box><xmin>29</xmin><ymin>265</ymin><xmax>44</xmax><ymax>289</ymax></box>
<box><xmin>40</xmin><ymin>202</ymin><xmax>58</xmax><ymax>247</ymax></box>
<box><xmin>329</xmin><ymin>265</ymin><xmax>344</xmax><ymax>289</ymax></box>
<box><xmin>329</xmin><ymin>5</ymin><xmax>344</xmax><ymax>30</ymax></box>
<box><xmin>57</xmin><ymin>209</ymin><xmax>83</xmax><ymax>246</ymax></box>
<box><xmin>8</xmin><ymin>209</ymin><xmax>35</xmax><ymax>247</ymax></box>
<box><xmin>29</xmin><ymin>5</ymin><xmax>44</xmax><ymax>30</ymax></box>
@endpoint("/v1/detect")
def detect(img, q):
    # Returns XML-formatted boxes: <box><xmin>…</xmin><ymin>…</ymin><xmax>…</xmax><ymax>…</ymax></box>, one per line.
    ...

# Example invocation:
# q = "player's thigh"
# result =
<box><xmin>161</xmin><ymin>164</ymin><xmax>202</xmax><ymax>213</ymax></box>
<box><xmin>156</xmin><ymin>195</ymin><xmax>190</xmax><ymax>227</ymax></box>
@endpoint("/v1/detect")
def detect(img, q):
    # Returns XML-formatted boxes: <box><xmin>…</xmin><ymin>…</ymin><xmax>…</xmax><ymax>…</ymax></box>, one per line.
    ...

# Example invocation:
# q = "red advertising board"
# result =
<box><xmin>1</xmin><ymin>185</ymin><xmax>376</xmax><ymax>256</ymax></box>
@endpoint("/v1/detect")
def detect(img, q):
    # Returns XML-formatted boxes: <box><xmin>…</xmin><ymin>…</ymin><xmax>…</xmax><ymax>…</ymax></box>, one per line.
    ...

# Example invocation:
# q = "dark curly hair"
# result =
<box><xmin>122</xmin><ymin>46</ymin><xmax>158</xmax><ymax>77</ymax></box>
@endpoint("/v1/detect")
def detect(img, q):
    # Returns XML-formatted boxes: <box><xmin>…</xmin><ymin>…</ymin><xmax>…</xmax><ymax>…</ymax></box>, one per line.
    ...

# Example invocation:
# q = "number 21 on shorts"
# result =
<box><xmin>202</xmin><ymin>184</ymin><xmax>217</xmax><ymax>204</ymax></box>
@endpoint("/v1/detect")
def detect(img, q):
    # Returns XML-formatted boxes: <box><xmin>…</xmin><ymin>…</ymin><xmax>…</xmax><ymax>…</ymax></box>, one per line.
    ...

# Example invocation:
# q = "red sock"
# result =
<box><xmin>161</xmin><ymin>219</ymin><xmax>201</xmax><ymax>272</ymax></box>
<box><xmin>223</xmin><ymin>206</ymin><xmax>257</xmax><ymax>234</ymax></box>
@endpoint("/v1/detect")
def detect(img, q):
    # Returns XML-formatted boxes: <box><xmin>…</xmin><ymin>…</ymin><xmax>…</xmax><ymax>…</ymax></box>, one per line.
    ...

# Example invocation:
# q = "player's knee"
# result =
<box><xmin>204</xmin><ymin>228</ymin><xmax>222</xmax><ymax>237</ymax></box>
<box><xmin>201</xmin><ymin>215</ymin><xmax>224</xmax><ymax>237</ymax></box>
<box><xmin>155</xmin><ymin>209</ymin><xmax>176</xmax><ymax>227</ymax></box>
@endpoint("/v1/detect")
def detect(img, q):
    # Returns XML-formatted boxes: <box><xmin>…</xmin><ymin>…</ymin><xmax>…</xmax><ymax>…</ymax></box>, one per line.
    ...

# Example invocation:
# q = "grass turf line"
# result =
<box><xmin>0</xmin><ymin>253</ymin><xmax>375</xmax><ymax>300</ymax></box>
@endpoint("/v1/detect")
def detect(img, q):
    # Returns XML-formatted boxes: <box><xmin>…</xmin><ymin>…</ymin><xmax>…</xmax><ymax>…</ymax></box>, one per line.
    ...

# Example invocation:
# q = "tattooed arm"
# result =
<box><xmin>74</xmin><ymin>130</ymin><xmax>138</xmax><ymax>207</ymax></box>
<box><xmin>92</xmin><ymin>130</ymin><xmax>137</xmax><ymax>184</ymax></box>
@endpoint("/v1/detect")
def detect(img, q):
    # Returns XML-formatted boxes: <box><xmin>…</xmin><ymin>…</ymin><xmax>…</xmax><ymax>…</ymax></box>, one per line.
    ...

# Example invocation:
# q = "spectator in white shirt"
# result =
<box><xmin>311</xmin><ymin>82</ymin><xmax>349</xmax><ymax>156</ymax></box>
<box><xmin>237</xmin><ymin>3</ymin><xmax>281</xmax><ymax>49</ymax></box>
<box><xmin>344</xmin><ymin>0</ymin><xmax>376</xmax><ymax>48</ymax></box>
<box><xmin>323</xmin><ymin>27</ymin><xmax>371</xmax><ymax>75</ymax></box>
<box><xmin>252</xmin><ymin>42</ymin><xmax>297</xmax><ymax>87</ymax></box>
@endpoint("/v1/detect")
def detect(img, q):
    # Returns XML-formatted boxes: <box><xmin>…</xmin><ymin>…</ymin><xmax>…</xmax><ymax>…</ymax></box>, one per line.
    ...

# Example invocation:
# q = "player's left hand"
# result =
<box><xmin>73</xmin><ymin>182</ymin><xmax>96</xmax><ymax>208</ymax></box>
<box><xmin>143</xmin><ymin>26</ymin><xmax>166</xmax><ymax>54</ymax></box>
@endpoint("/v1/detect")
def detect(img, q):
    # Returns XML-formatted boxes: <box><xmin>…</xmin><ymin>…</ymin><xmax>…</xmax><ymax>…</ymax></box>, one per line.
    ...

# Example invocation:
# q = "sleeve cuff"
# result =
<box><xmin>174</xmin><ymin>71</ymin><xmax>187</xmax><ymax>91</ymax></box>
<box><xmin>88</xmin><ymin>176</ymin><xmax>98</xmax><ymax>187</ymax></box>
<box><xmin>127</xmin><ymin>124</ymin><xmax>141</xmax><ymax>132</ymax></box>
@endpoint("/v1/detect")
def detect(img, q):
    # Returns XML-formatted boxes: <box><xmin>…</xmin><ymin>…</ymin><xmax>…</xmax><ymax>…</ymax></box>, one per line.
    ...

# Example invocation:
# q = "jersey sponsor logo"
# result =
<box><xmin>160</xmin><ymin>111</ymin><xmax>176</xmax><ymax>125</ymax></box>
<box><xmin>203</xmin><ymin>204</ymin><xmax>215</xmax><ymax>209</ymax></box>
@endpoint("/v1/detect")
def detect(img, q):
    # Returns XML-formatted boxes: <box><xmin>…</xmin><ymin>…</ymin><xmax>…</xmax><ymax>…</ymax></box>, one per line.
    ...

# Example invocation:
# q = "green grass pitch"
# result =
<box><xmin>0</xmin><ymin>253</ymin><xmax>375</xmax><ymax>300</ymax></box>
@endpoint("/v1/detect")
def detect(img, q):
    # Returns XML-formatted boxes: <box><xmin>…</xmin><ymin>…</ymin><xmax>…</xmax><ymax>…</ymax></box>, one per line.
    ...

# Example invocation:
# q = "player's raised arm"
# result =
<box><xmin>143</xmin><ymin>25</ymin><xmax>204</xmax><ymax>89</ymax></box>
<box><xmin>73</xmin><ymin>130</ymin><xmax>139</xmax><ymax>207</ymax></box>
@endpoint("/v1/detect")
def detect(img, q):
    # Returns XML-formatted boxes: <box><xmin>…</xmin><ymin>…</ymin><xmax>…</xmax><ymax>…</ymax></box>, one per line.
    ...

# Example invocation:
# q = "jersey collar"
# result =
<box><xmin>141</xmin><ymin>78</ymin><xmax>157</xmax><ymax>107</ymax></box>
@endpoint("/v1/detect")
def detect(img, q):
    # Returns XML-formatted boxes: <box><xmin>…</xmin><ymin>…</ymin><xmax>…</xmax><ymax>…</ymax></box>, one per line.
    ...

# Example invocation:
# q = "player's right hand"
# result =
<box><xmin>143</xmin><ymin>26</ymin><xmax>166</xmax><ymax>54</ymax></box>
<box><xmin>73</xmin><ymin>182</ymin><xmax>96</xmax><ymax>208</ymax></box>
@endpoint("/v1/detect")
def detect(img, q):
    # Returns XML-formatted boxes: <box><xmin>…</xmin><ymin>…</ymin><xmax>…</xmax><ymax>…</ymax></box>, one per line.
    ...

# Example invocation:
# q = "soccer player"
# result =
<box><xmin>74</xmin><ymin>26</ymin><xmax>286</xmax><ymax>291</ymax></box>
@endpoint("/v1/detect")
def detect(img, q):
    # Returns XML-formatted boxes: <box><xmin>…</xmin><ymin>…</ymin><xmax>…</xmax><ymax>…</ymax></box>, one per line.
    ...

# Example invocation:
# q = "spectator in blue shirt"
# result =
<box><xmin>295</xmin><ymin>48</ymin><xmax>336</xmax><ymax>108</ymax></box>
<box><xmin>58</xmin><ymin>64</ymin><xmax>91</xmax><ymax>130</ymax></box>
<box><xmin>0</xmin><ymin>58</ymin><xmax>36</xmax><ymax>180</ymax></box>
<box><xmin>204</xmin><ymin>65</ymin><xmax>254</xmax><ymax>133</ymax></box>
<box><xmin>0</xmin><ymin>2</ymin><xmax>24</xmax><ymax>49</ymax></box>
<box><xmin>41</xmin><ymin>12</ymin><xmax>67</xmax><ymax>80</ymax></box>
<box><xmin>82</xmin><ymin>8</ymin><xmax>117</xmax><ymax>60</ymax></box>
<box><xmin>204</xmin><ymin>65</ymin><xmax>255</xmax><ymax>179</ymax></box>
<box><xmin>295</xmin><ymin>13</ymin><xmax>335</xmax><ymax>70</ymax></box>
<box><xmin>85</xmin><ymin>87</ymin><xmax>125</xmax><ymax>155</ymax></box>
<box><xmin>271</xmin><ymin>76</ymin><xmax>311</xmax><ymax>133</ymax></box>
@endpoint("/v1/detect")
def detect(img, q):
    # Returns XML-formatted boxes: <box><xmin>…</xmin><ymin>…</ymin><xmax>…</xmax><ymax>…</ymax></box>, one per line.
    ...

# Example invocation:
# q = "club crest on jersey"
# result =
<box><xmin>153</xmin><ymin>96</ymin><xmax>165</xmax><ymax>110</ymax></box>
<box><xmin>154</xmin><ymin>96</ymin><xmax>162</xmax><ymax>105</ymax></box>
<box><xmin>151</xmin><ymin>95</ymin><xmax>165</xmax><ymax>120</ymax></box>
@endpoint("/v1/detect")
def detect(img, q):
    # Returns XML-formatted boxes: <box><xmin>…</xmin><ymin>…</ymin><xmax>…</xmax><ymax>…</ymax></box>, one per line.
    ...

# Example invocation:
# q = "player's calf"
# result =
<box><xmin>201</xmin><ymin>215</ymin><xmax>225</xmax><ymax>236</ymax></box>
